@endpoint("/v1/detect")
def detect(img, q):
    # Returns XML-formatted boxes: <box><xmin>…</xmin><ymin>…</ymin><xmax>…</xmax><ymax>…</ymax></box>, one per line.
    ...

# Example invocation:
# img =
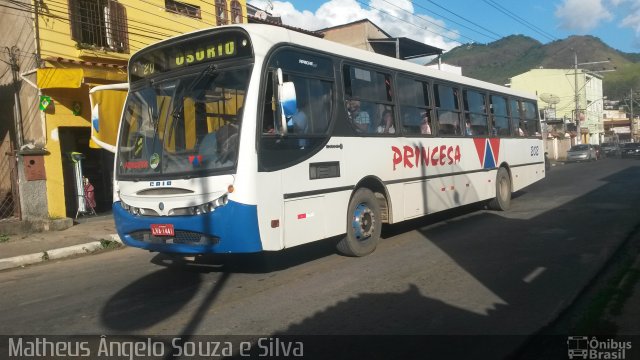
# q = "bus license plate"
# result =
<box><xmin>151</xmin><ymin>224</ymin><xmax>174</xmax><ymax>236</ymax></box>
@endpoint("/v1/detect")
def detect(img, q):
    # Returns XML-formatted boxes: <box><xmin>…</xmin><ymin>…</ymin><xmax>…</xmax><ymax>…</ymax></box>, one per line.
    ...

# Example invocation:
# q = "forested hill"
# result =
<box><xmin>433</xmin><ymin>35</ymin><xmax>640</xmax><ymax>100</ymax></box>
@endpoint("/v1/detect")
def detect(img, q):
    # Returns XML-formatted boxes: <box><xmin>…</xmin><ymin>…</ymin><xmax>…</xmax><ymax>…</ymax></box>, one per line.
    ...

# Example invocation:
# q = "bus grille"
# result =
<box><xmin>129</xmin><ymin>230</ymin><xmax>219</xmax><ymax>246</ymax></box>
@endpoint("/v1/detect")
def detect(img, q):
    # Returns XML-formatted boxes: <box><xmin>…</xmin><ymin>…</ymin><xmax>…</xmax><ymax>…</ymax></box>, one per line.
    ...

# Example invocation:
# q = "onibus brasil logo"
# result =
<box><xmin>567</xmin><ymin>336</ymin><xmax>632</xmax><ymax>359</ymax></box>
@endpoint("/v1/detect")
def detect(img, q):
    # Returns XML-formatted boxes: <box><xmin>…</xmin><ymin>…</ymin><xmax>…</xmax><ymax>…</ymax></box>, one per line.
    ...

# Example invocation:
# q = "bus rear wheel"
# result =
<box><xmin>337</xmin><ymin>188</ymin><xmax>381</xmax><ymax>257</ymax></box>
<box><xmin>488</xmin><ymin>167</ymin><xmax>511</xmax><ymax>211</ymax></box>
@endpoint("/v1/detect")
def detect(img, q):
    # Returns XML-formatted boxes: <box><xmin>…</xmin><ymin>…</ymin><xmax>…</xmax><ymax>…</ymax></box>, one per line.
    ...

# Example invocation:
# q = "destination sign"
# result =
<box><xmin>129</xmin><ymin>30</ymin><xmax>252</xmax><ymax>81</ymax></box>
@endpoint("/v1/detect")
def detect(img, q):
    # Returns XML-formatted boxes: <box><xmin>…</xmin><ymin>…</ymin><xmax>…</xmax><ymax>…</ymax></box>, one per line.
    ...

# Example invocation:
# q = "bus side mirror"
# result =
<box><xmin>89</xmin><ymin>83</ymin><xmax>129</xmax><ymax>153</ymax></box>
<box><xmin>276</xmin><ymin>68</ymin><xmax>296</xmax><ymax>135</ymax></box>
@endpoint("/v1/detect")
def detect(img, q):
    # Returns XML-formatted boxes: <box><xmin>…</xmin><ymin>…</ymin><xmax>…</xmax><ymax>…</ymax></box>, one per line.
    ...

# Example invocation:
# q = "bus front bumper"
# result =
<box><xmin>113</xmin><ymin>200</ymin><xmax>263</xmax><ymax>254</ymax></box>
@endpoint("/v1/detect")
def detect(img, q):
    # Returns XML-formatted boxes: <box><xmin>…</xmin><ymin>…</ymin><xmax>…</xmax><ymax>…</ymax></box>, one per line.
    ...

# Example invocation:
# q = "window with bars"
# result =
<box><xmin>165</xmin><ymin>0</ymin><xmax>201</xmax><ymax>19</ymax></box>
<box><xmin>68</xmin><ymin>0</ymin><xmax>129</xmax><ymax>53</ymax></box>
<box><xmin>216</xmin><ymin>0</ymin><xmax>228</xmax><ymax>25</ymax></box>
<box><xmin>230</xmin><ymin>0</ymin><xmax>242</xmax><ymax>23</ymax></box>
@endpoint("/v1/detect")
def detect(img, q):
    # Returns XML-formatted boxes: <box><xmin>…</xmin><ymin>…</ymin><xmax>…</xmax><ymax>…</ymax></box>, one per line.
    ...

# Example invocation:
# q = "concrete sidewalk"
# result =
<box><xmin>0</xmin><ymin>214</ymin><xmax>122</xmax><ymax>271</ymax></box>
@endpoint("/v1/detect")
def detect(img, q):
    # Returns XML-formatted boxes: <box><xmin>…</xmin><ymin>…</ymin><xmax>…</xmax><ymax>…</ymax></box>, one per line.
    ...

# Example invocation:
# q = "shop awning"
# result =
<box><xmin>37</xmin><ymin>68</ymin><xmax>84</xmax><ymax>89</ymax></box>
<box><xmin>37</xmin><ymin>67</ymin><xmax>127</xmax><ymax>89</ymax></box>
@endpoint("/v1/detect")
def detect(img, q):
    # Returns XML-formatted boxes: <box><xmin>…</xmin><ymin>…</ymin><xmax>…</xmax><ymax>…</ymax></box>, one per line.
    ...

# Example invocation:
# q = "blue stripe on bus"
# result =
<box><xmin>113</xmin><ymin>200</ymin><xmax>263</xmax><ymax>254</ymax></box>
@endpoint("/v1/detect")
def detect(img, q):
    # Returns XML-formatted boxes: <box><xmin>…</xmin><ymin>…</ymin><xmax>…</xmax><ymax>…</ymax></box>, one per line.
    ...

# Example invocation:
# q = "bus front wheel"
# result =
<box><xmin>488</xmin><ymin>167</ymin><xmax>511</xmax><ymax>211</ymax></box>
<box><xmin>337</xmin><ymin>188</ymin><xmax>381</xmax><ymax>257</ymax></box>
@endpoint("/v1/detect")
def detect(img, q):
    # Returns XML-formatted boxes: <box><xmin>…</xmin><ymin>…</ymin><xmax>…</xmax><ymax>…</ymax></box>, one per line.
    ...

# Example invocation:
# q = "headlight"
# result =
<box><xmin>121</xmin><ymin>201</ymin><xmax>158</xmax><ymax>216</ymax></box>
<box><xmin>198</xmin><ymin>194</ymin><xmax>228</xmax><ymax>214</ymax></box>
<box><xmin>172</xmin><ymin>194</ymin><xmax>229</xmax><ymax>216</ymax></box>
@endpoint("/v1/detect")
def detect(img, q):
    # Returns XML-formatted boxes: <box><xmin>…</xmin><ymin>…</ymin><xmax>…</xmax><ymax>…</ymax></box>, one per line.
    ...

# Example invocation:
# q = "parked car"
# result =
<box><xmin>601</xmin><ymin>142</ymin><xmax>621</xmax><ymax>158</ymax></box>
<box><xmin>621</xmin><ymin>142</ymin><xmax>640</xmax><ymax>158</ymax></box>
<box><xmin>566</xmin><ymin>144</ymin><xmax>598</xmax><ymax>162</ymax></box>
<box><xmin>593</xmin><ymin>144</ymin><xmax>602</xmax><ymax>159</ymax></box>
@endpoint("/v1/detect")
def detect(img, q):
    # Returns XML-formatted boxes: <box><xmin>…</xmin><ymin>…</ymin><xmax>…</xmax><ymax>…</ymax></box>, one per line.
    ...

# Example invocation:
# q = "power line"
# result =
<box><xmin>0</xmin><ymin>1</ymin><xmax>190</xmax><ymax>53</ymax></box>
<box><xmin>43</xmin><ymin>0</ymin><xmax>179</xmax><ymax>39</ymax></box>
<box><xmin>418</xmin><ymin>0</ymin><xmax>503</xmax><ymax>41</ymax></box>
<box><xmin>354</xmin><ymin>0</ymin><xmax>463</xmax><ymax>46</ymax></box>
<box><xmin>378</xmin><ymin>0</ymin><xmax>482</xmax><ymax>45</ymax></box>
<box><xmin>6</xmin><ymin>1</ymin><xmax>169</xmax><ymax>42</ymax></box>
<box><xmin>481</xmin><ymin>0</ymin><xmax>557</xmax><ymax>42</ymax></box>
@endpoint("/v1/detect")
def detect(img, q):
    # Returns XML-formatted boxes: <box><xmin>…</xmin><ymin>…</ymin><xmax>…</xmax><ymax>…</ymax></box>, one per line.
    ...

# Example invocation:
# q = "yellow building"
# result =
<box><xmin>0</xmin><ymin>0</ymin><xmax>247</xmax><ymax>221</ymax></box>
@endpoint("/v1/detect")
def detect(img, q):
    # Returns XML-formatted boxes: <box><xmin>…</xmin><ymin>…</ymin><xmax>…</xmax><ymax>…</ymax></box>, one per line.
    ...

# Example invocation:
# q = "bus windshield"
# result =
<box><xmin>117</xmin><ymin>64</ymin><xmax>251</xmax><ymax>179</ymax></box>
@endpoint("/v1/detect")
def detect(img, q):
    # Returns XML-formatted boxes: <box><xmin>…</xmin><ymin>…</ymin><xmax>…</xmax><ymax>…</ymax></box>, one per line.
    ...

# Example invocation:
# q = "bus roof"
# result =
<box><xmin>130</xmin><ymin>24</ymin><xmax>536</xmax><ymax>100</ymax></box>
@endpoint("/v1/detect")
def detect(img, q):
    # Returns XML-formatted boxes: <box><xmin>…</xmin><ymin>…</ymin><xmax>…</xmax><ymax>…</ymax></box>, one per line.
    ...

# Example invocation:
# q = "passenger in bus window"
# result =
<box><xmin>235</xmin><ymin>106</ymin><xmax>244</xmax><ymax>121</ymax></box>
<box><xmin>420</xmin><ymin>112</ymin><xmax>431</xmax><ymax>134</ymax></box>
<box><xmin>287</xmin><ymin>107</ymin><xmax>308</xmax><ymax>134</ymax></box>
<box><xmin>465</xmin><ymin>119</ymin><xmax>473</xmax><ymax>136</ymax></box>
<box><xmin>490</xmin><ymin>119</ymin><xmax>498</xmax><ymax>136</ymax></box>
<box><xmin>377</xmin><ymin>110</ymin><xmax>395</xmax><ymax>134</ymax></box>
<box><xmin>346</xmin><ymin>99</ymin><xmax>370</xmax><ymax>132</ymax></box>
<box><xmin>517</xmin><ymin>123</ymin><xmax>526</xmax><ymax>136</ymax></box>
<box><xmin>216</xmin><ymin>122</ymin><xmax>239</xmax><ymax>164</ymax></box>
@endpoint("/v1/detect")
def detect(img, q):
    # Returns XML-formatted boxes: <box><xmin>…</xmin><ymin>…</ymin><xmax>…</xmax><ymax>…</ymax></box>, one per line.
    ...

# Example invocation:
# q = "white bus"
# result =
<box><xmin>107</xmin><ymin>24</ymin><xmax>545</xmax><ymax>258</ymax></box>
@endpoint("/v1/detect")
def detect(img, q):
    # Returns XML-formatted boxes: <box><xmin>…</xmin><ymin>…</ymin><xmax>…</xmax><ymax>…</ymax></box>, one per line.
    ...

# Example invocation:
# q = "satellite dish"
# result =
<box><xmin>540</xmin><ymin>93</ymin><xmax>561</xmax><ymax>105</ymax></box>
<box><xmin>255</xmin><ymin>10</ymin><xmax>268</xmax><ymax>20</ymax></box>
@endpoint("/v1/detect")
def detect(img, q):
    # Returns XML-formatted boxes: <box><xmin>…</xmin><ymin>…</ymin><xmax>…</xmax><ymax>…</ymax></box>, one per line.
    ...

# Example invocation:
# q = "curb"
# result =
<box><xmin>0</xmin><ymin>234</ymin><xmax>123</xmax><ymax>271</ymax></box>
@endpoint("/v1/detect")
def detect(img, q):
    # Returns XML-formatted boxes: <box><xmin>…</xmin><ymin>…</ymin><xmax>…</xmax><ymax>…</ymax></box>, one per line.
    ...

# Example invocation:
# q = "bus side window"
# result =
<box><xmin>522</xmin><ymin>101</ymin><xmax>539</xmax><ymax>137</ymax></box>
<box><xmin>259</xmin><ymin>49</ymin><xmax>335</xmax><ymax>170</ymax></box>
<box><xmin>262</xmin><ymin>71</ymin><xmax>276</xmax><ymax>133</ymax></box>
<box><xmin>463</xmin><ymin>89</ymin><xmax>488</xmax><ymax>136</ymax></box>
<box><xmin>510</xmin><ymin>99</ymin><xmax>523</xmax><ymax>137</ymax></box>
<box><xmin>343</xmin><ymin>65</ymin><xmax>393</xmax><ymax>135</ymax></box>
<box><xmin>490</xmin><ymin>95</ymin><xmax>509</xmax><ymax>137</ymax></box>
<box><xmin>398</xmin><ymin>76</ymin><xmax>431</xmax><ymax>136</ymax></box>
<box><xmin>435</xmin><ymin>84</ymin><xmax>462</xmax><ymax>136</ymax></box>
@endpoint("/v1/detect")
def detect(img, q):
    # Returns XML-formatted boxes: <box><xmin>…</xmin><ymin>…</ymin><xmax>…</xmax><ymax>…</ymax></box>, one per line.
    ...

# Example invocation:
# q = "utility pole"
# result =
<box><xmin>571</xmin><ymin>50</ymin><xmax>613</xmax><ymax>145</ymax></box>
<box><xmin>632</xmin><ymin>89</ymin><xmax>635</xmax><ymax>142</ymax></box>
<box><xmin>574</xmin><ymin>51</ymin><xmax>580</xmax><ymax>145</ymax></box>
<box><xmin>2</xmin><ymin>46</ymin><xmax>24</xmax><ymax>148</ymax></box>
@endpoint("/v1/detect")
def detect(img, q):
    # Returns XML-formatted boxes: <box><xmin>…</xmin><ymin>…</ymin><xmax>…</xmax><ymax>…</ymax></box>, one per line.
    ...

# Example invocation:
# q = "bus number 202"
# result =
<box><xmin>530</xmin><ymin>146</ymin><xmax>539</xmax><ymax>157</ymax></box>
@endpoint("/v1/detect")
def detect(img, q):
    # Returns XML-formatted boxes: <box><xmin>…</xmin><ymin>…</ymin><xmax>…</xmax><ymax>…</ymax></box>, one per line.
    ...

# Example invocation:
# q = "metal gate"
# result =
<box><xmin>1</xmin><ymin>139</ymin><xmax>20</xmax><ymax>221</ymax></box>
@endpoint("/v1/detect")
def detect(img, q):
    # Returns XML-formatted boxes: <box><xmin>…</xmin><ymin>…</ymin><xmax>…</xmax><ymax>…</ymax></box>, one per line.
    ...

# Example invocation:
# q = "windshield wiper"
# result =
<box><xmin>163</xmin><ymin>65</ymin><xmax>219</xmax><ymax>163</ymax></box>
<box><xmin>170</xmin><ymin>64</ymin><xmax>218</xmax><ymax>121</ymax></box>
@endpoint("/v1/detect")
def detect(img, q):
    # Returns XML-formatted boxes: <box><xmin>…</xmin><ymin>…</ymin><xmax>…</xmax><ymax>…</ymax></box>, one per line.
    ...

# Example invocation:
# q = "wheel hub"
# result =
<box><xmin>352</xmin><ymin>203</ymin><xmax>375</xmax><ymax>240</ymax></box>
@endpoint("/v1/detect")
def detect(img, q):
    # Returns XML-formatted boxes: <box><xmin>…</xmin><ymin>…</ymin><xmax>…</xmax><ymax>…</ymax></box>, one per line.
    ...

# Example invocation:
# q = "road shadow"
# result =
<box><xmin>149</xmin><ymin>235</ymin><xmax>340</xmax><ymax>274</ymax></box>
<box><xmin>101</xmin><ymin>164</ymin><xmax>640</xmax><ymax>359</ymax></box>
<box><xmin>101</xmin><ymin>268</ymin><xmax>204</xmax><ymax>331</ymax></box>
<box><xmin>259</xmin><ymin>165</ymin><xmax>640</xmax><ymax>358</ymax></box>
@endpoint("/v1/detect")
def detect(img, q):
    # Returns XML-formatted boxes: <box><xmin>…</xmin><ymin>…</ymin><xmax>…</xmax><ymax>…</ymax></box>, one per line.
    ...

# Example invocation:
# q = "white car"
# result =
<box><xmin>566</xmin><ymin>144</ymin><xmax>597</xmax><ymax>162</ymax></box>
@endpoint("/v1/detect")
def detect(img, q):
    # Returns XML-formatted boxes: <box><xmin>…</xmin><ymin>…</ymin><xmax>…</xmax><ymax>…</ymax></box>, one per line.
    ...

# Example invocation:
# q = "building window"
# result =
<box><xmin>165</xmin><ymin>0</ymin><xmax>201</xmax><ymax>18</ymax></box>
<box><xmin>230</xmin><ymin>0</ymin><xmax>242</xmax><ymax>23</ymax></box>
<box><xmin>69</xmin><ymin>0</ymin><xmax>129</xmax><ymax>53</ymax></box>
<box><xmin>216</xmin><ymin>0</ymin><xmax>228</xmax><ymax>25</ymax></box>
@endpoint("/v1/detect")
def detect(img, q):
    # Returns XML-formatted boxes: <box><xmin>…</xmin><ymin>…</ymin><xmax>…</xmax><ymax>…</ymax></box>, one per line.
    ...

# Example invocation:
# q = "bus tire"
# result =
<box><xmin>488</xmin><ymin>167</ymin><xmax>511</xmax><ymax>211</ymax></box>
<box><xmin>337</xmin><ymin>188</ymin><xmax>381</xmax><ymax>257</ymax></box>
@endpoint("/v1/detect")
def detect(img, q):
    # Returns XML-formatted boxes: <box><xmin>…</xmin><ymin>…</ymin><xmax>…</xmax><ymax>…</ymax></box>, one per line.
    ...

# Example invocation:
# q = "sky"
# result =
<box><xmin>248</xmin><ymin>0</ymin><xmax>640</xmax><ymax>54</ymax></box>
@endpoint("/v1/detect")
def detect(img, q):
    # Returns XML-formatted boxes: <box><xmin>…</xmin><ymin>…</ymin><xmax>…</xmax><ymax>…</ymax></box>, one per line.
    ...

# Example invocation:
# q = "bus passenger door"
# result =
<box><xmin>259</xmin><ymin>56</ymin><xmax>337</xmax><ymax>249</ymax></box>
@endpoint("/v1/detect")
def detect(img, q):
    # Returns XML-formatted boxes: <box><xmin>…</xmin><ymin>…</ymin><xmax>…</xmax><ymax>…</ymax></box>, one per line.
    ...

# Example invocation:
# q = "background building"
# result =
<box><xmin>510</xmin><ymin>68</ymin><xmax>604</xmax><ymax>145</ymax></box>
<box><xmin>0</xmin><ymin>0</ymin><xmax>247</xmax><ymax>224</ymax></box>
<box><xmin>318</xmin><ymin>19</ymin><xmax>443</xmax><ymax>61</ymax></box>
<box><xmin>509</xmin><ymin>68</ymin><xmax>605</xmax><ymax>160</ymax></box>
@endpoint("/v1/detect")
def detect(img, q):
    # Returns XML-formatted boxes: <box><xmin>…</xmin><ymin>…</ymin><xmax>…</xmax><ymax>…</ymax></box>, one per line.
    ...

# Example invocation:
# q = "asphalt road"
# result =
<box><xmin>1</xmin><ymin>158</ymin><xmax>639</xmax><ymax>358</ymax></box>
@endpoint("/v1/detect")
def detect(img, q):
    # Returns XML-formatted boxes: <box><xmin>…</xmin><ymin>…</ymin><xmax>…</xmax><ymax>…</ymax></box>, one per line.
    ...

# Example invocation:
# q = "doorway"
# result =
<box><xmin>58</xmin><ymin>127</ymin><xmax>114</xmax><ymax>218</ymax></box>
